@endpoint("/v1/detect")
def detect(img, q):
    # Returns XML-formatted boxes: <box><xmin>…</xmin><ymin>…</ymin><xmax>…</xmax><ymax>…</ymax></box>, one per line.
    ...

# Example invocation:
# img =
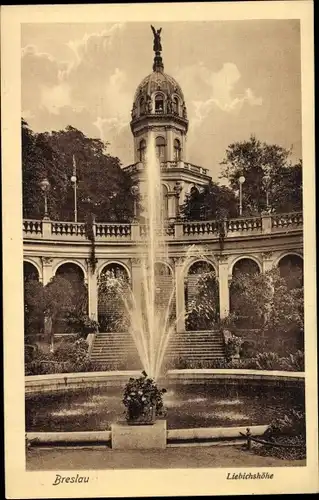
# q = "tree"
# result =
<box><xmin>182</xmin><ymin>180</ymin><xmax>238</xmax><ymax>221</ymax></box>
<box><xmin>186</xmin><ymin>270</ymin><xmax>219</xmax><ymax>330</ymax></box>
<box><xmin>220</xmin><ymin>135</ymin><xmax>302</xmax><ymax>215</ymax></box>
<box><xmin>229</xmin><ymin>269</ymin><xmax>304</xmax><ymax>352</ymax></box>
<box><xmin>24</xmin><ymin>275</ymin><xmax>79</xmax><ymax>350</ymax></box>
<box><xmin>22</xmin><ymin>120</ymin><xmax>136</xmax><ymax>222</ymax></box>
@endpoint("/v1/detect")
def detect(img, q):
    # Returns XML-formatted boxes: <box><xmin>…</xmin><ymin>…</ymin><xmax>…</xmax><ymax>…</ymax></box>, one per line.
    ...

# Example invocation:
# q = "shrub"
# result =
<box><xmin>253</xmin><ymin>410</ymin><xmax>306</xmax><ymax>460</ymax></box>
<box><xmin>279</xmin><ymin>350</ymin><xmax>304</xmax><ymax>371</ymax></box>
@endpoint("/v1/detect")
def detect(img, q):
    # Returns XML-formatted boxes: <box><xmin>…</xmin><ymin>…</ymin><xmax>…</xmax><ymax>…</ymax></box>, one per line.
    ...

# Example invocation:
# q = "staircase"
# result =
<box><xmin>90</xmin><ymin>330</ymin><xmax>225</xmax><ymax>368</ymax></box>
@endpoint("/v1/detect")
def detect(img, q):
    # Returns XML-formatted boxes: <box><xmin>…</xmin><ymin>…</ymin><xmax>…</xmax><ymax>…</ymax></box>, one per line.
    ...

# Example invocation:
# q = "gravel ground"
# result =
<box><xmin>26</xmin><ymin>445</ymin><xmax>306</xmax><ymax>470</ymax></box>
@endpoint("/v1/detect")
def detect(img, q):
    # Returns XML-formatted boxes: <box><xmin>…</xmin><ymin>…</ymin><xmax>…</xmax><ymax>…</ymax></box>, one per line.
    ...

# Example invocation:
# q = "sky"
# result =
<box><xmin>21</xmin><ymin>20</ymin><xmax>302</xmax><ymax>181</ymax></box>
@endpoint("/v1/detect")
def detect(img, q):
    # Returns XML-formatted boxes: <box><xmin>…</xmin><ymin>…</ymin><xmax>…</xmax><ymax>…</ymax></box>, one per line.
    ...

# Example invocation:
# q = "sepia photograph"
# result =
<box><xmin>2</xmin><ymin>1</ymin><xmax>317</xmax><ymax>498</ymax></box>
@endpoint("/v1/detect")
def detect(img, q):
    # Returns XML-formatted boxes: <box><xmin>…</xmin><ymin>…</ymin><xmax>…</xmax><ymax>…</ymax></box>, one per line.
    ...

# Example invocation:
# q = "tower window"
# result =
<box><xmin>174</xmin><ymin>138</ymin><xmax>182</xmax><ymax>161</ymax></box>
<box><xmin>139</xmin><ymin>97</ymin><xmax>145</xmax><ymax>116</ymax></box>
<box><xmin>155</xmin><ymin>94</ymin><xmax>164</xmax><ymax>113</ymax></box>
<box><xmin>155</xmin><ymin>136</ymin><xmax>166</xmax><ymax>161</ymax></box>
<box><xmin>138</xmin><ymin>139</ymin><xmax>146</xmax><ymax>162</ymax></box>
<box><xmin>173</xmin><ymin>97</ymin><xmax>179</xmax><ymax>115</ymax></box>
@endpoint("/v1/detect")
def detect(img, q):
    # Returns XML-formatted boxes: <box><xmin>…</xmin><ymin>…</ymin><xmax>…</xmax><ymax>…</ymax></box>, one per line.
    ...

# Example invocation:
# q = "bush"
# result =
<box><xmin>253</xmin><ymin>409</ymin><xmax>306</xmax><ymax>460</ymax></box>
<box><xmin>279</xmin><ymin>350</ymin><xmax>304</xmax><ymax>371</ymax></box>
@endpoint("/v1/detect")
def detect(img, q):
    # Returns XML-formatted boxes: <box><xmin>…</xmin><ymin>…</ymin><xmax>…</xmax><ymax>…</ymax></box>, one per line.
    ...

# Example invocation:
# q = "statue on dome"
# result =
<box><xmin>151</xmin><ymin>25</ymin><xmax>162</xmax><ymax>53</ymax></box>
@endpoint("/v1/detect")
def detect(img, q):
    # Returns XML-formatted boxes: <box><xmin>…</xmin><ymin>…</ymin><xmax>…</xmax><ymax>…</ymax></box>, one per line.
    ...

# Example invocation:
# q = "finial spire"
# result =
<box><xmin>151</xmin><ymin>25</ymin><xmax>164</xmax><ymax>72</ymax></box>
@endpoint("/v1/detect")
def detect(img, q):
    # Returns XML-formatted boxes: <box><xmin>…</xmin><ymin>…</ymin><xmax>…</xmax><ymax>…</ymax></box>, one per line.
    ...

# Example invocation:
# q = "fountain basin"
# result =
<box><xmin>25</xmin><ymin>370</ymin><xmax>305</xmax><ymax>434</ymax></box>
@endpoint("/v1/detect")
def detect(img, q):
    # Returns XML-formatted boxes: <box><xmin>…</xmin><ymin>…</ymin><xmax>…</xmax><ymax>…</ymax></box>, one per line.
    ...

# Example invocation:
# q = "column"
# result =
<box><xmin>86</xmin><ymin>259</ymin><xmax>98</xmax><ymax>320</ymax></box>
<box><xmin>131</xmin><ymin>258</ymin><xmax>142</xmax><ymax>314</ymax></box>
<box><xmin>218</xmin><ymin>255</ymin><xmax>230</xmax><ymax>319</ymax></box>
<box><xmin>41</xmin><ymin>257</ymin><xmax>53</xmax><ymax>286</ymax></box>
<box><xmin>262</xmin><ymin>252</ymin><xmax>274</xmax><ymax>273</ymax></box>
<box><xmin>167</xmin><ymin>192</ymin><xmax>176</xmax><ymax>218</ymax></box>
<box><xmin>174</xmin><ymin>257</ymin><xmax>186</xmax><ymax>332</ymax></box>
<box><xmin>167</xmin><ymin>128</ymin><xmax>173</xmax><ymax>161</ymax></box>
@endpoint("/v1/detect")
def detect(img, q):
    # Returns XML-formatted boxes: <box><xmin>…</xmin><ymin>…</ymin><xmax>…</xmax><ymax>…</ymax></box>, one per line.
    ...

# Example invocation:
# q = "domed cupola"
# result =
<box><xmin>130</xmin><ymin>26</ymin><xmax>188</xmax><ymax>165</ymax></box>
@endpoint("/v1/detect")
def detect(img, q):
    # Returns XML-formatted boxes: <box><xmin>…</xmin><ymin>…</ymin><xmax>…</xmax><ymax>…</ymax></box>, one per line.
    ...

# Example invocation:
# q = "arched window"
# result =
<box><xmin>138</xmin><ymin>139</ymin><xmax>146</xmax><ymax>162</ymax></box>
<box><xmin>173</xmin><ymin>138</ymin><xmax>181</xmax><ymax>161</ymax></box>
<box><xmin>155</xmin><ymin>94</ymin><xmax>164</xmax><ymax>113</ymax></box>
<box><xmin>139</xmin><ymin>97</ymin><xmax>145</xmax><ymax>116</ymax></box>
<box><xmin>155</xmin><ymin>136</ymin><xmax>166</xmax><ymax>161</ymax></box>
<box><xmin>173</xmin><ymin>97</ymin><xmax>179</xmax><ymax>115</ymax></box>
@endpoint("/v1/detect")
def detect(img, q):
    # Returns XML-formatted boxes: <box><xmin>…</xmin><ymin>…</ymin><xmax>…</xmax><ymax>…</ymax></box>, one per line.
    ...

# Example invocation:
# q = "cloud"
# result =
<box><xmin>40</xmin><ymin>83</ymin><xmax>71</xmax><ymax>114</ymax></box>
<box><xmin>174</xmin><ymin>62</ymin><xmax>262</xmax><ymax>128</ymax></box>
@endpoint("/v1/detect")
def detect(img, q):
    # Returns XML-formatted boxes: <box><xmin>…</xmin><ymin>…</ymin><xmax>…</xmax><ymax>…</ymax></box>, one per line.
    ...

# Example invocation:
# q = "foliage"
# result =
<box><xmin>186</xmin><ymin>270</ymin><xmax>219</xmax><ymax>330</ymax></box>
<box><xmin>122</xmin><ymin>371</ymin><xmax>167</xmax><ymax>422</ymax></box>
<box><xmin>25</xmin><ymin>338</ymin><xmax>94</xmax><ymax>375</ymax></box>
<box><xmin>254</xmin><ymin>410</ymin><xmax>306</xmax><ymax>460</ymax></box>
<box><xmin>67</xmin><ymin>314</ymin><xmax>99</xmax><ymax>337</ymax></box>
<box><xmin>224</xmin><ymin>334</ymin><xmax>243</xmax><ymax>362</ymax></box>
<box><xmin>22</xmin><ymin>120</ymin><xmax>135</xmax><ymax>222</ymax></box>
<box><xmin>220</xmin><ymin>135</ymin><xmax>302</xmax><ymax>215</ymax></box>
<box><xmin>279</xmin><ymin>350</ymin><xmax>304</xmax><ymax>372</ymax></box>
<box><xmin>98</xmin><ymin>269</ymin><xmax>130</xmax><ymax>332</ymax></box>
<box><xmin>230</xmin><ymin>268</ymin><xmax>304</xmax><ymax>337</ymax></box>
<box><xmin>182</xmin><ymin>180</ymin><xmax>238</xmax><ymax>221</ymax></box>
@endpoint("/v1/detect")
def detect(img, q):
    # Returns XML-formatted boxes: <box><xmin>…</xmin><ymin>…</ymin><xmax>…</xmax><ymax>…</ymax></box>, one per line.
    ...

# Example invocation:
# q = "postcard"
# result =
<box><xmin>2</xmin><ymin>1</ymin><xmax>317</xmax><ymax>498</ymax></box>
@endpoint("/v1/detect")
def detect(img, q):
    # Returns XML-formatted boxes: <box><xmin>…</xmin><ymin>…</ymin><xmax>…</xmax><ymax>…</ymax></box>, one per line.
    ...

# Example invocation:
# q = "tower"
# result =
<box><xmin>124</xmin><ymin>26</ymin><xmax>211</xmax><ymax>219</ymax></box>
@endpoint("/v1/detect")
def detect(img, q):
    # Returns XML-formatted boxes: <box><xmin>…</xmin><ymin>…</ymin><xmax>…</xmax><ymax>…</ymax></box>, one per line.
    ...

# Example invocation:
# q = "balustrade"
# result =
<box><xmin>23</xmin><ymin>219</ymin><xmax>42</xmax><ymax>235</ymax></box>
<box><xmin>272</xmin><ymin>212</ymin><xmax>303</xmax><ymax>229</ymax></box>
<box><xmin>140</xmin><ymin>223</ymin><xmax>175</xmax><ymax>238</ymax></box>
<box><xmin>22</xmin><ymin>212</ymin><xmax>302</xmax><ymax>241</ymax></box>
<box><xmin>227</xmin><ymin>217</ymin><xmax>262</xmax><ymax>233</ymax></box>
<box><xmin>95</xmin><ymin>223</ymin><xmax>131</xmax><ymax>238</ymax></box>
<box><xmin>183</xmin><ymin>220</ymin><xmax>219</xmax><ymax>236</ymax></box>
<box><xmin>51</xmin><ymin>221</ymin><xmax>86</xmax><ymax>237</ymax></box>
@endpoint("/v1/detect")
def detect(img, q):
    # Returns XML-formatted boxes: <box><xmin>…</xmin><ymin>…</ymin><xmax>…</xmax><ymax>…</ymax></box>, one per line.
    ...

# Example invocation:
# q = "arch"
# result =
<box><xmin>277</xmin><ymin>253</ymin><xmax>303</xmax><ymax>289</ymax></box>
<box><xmin>138</xmin><ymin>138</ymin><xmax>146</xmax><ymax>162</ymax></box>
<box><xmin>230</xmin><ymin>256</ymin><xmax>262</xmax><ymax>276</ymax></box>
<box><xmin>155</xmin><ymin>136</ymin><xmax>166</xmax><ymax>161</ymax></box>
<box><xmin>154</xmin><ymin>261</ymin><xmax>173</xmax><ymax>276</ymax></box>
<box><xmin>53</xmin><ymin>262</ymin><xmax>88</xmax><ymax>333</ymax></box>
<box><xmin>98</xmin><ymin>261</ymin><xmax>131</xmax><ymax>280</ymax></box>
<box><xmin>53</xmin><ymin>259</ymin><xmax>87</xmax><ymax>282</ymax></box>
<box><xmin>173</xmin><ymin>138</ymin><xmax>182</xmax><ymax>161</ymax></box>
<box><xmin>23</xmin><ymin>259</ymin><xmax>41</xmax><ymax>281</ymax></box>
<box><xmin>185</xmin><ymin>259</ymin><xmax>219</xmax><ymax>331</ymax></box>
<box><xmin>98</xmin><ymin>262</ymin><xmax>130</xmax><ymax>333</ymax></box>
<box><xmin>273</xmin><ymin>251</ymin><xmax>303</xmax><ymax>268</ymax></box>
<box><xmin>184</xmin><ymin>258</ymin><xmax>217</xmax><ymax>277</ymax></box>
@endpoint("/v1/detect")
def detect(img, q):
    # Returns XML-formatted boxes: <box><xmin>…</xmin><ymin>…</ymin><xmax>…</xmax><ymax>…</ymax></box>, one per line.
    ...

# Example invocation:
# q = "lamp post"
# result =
<box><xmin>40</xmin><ymin>177</ymin><xmax>50</xmax><ymax>219</ymax></box>
<box><xmin>238</xmin><ymin>175</ymin><xmax>245</xmax><ymax>216</ymax></box>
<box><xmin>71</xmin><ymin>155</ymin><xmax>77</xmax><ymax>223</ymax></box>
<box><xmin>263</xmin><ymin>173</ymin><xmax>271</xmax><ymax>212</ymax></box>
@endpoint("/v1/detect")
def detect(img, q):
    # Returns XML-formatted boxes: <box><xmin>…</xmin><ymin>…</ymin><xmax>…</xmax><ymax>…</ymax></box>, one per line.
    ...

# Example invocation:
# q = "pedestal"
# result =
<box><xmin>111</xmin><ymin>420</ymin><xmax>167</xmax><ymax>449</ymax></box>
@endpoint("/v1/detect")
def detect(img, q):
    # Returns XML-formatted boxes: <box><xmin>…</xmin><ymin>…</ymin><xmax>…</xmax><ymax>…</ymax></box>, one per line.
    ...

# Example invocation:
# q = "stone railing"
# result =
<box><xmin>51</xmin><ymin>221</ymin><xmax>87</xmax><ymax>237</ymax></box>
<box><xmin>183</xmin><ymin>220</ymin><xmax>219</xmax><ymax>237</ymax></box>
<box><xmin>23</xmin><ymin>212</ymin><xmax>303</xmax><ymax>242</ymax></box>
<box><xmin>271</xmin><ymin>212</ymin><xmax>303</xmax><ymax>231</ymax></box>
<box><xmin>23</xmin><ymin>219</ymin><xmax>43</xmax><ymax>236</ymax></box>
<box><xmin>226</xmin><ymin>216</ymin><xmax>262</xmax><ymax>234</ymax></box>
<box><xmin>123</xmin><ymin>161</ymin><xmax>209</xmax><ymax>177</ymax></box>
<box><xmin>139</xmin><ymin>222</ymin><xmax>175</xmax><ymax>238</ymax></box>
<box><xmin>95</xmin><ymin>223</ymin><xmax>131</xmax><ymax>239</ymax></box>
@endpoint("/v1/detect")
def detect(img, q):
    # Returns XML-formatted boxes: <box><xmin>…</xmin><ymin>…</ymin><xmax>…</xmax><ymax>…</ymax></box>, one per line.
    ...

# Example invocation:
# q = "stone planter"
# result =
<box><xmin>111</xmin><ymin>420</ymin><xmax>167</xmax><ymax>449</ymax></box>
<box><xmin>126</xmin><ymin>406</ymin><xmax>156</xmax><ymax>426</ymax></box>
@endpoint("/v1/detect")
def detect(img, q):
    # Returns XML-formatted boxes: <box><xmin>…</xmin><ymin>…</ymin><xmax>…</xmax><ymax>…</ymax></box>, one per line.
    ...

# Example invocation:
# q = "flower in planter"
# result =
<box><xmin>123</xmin><ymin>371</ymin><xmax>167</xmax><ymax>423</ymax></box>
